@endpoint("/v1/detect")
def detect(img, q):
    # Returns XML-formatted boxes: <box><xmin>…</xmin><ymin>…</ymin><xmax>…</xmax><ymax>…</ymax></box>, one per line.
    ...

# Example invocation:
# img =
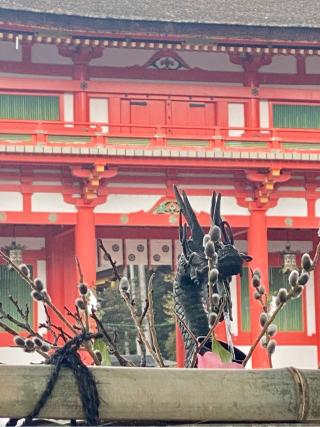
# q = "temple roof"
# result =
<box><xmin>0</xmin><ymin>0</ymin><xmax>319</xmax><ymax>28</ymax></box>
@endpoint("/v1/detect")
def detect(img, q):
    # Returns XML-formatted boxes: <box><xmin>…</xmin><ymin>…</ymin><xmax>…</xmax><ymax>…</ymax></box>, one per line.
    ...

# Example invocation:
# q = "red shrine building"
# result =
<box><xmin>0</xmin><ymin>0</ymin><xmax>320</xmax><ymax>368</ymax></box>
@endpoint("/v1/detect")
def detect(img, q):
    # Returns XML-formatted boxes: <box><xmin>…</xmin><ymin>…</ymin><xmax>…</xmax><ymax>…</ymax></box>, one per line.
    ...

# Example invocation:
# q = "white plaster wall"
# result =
<box><xmin>0</xmin><ymin>237</ymin><xmax>45</xmax><ymax>250</ymax></box>
<box><xmin>94</xmin><ymin>195</ymin><xmax>161</xmax><ymax>213</ymax></box>
<box><xmin>0</xmin><ymin>347</ymin><xmax>43</xmax><ymax>364</ymax></box>
<box><xmin>31</xmin><ymin>193</ymin><xmax>77</xmax><ymax>212</ymax></box>
<box><xmin>315</xmin><ymin>199</ymin><xmax>320</xmax><ymax>216</ymax></box>
<box><xmin>0</xmin><ymin>72</ymin><xmax>71</xmax><ymax>79</ymax></box>
<box><xmin>306</xmin><ymin>271</ymin><xmax>316</xmax><ymax>336</ymax></box>
<box><xmin>89</xmin><ymin>98</ymin><xmax>108</xmax><ymax>132</ymax></box>
<box><xmin>260</xmin><ymin>55</ymin><xmax>296</xmax><ymax>74</ymax></box>
<box><xmin>90</xmin><ymin>47</ymin><xmax>153</xmax><ymax>66</ymax></box>
<box><xmin>0</xmin><ymin>41</ymin><xmax>21</xmax><ymax>61</ymax></box>
<box><xmin>32</xmin><ymin>44</ymin><xmax>72</xmax><ymax>64</ymax></box>
<box><xmin>179</xmin><ymin>52</ymin><xmax>243</xmax><ymax>71</ymax></box>
<box><xmin>0</xmin><ymin>192</ymin><xmax>23</xmax><ymax>211</ymax></box>
<box><xmin>235</xmin><ymin>240</ymin><xmax>313</xmax><ymax>253</ymax></box>
<box><xmin>237</xmin><ymin>346</ymin><xmax>252</xmax><ymax>368</ymax></box>
<box><xmin>36</xmin><ymin>260</ymin><xmax>47</xmax><ymax>335</ymax></box>
<box><xmin>228</xmin><ymin>103</ymin><xmax>244</xmax><ymax>136</ymax></box>
<box><xmin>188</xmin><ymin>195</ymin><xmax>249</xmax><ymax>215</ymax></box>
<box><xmin>259</xmin><ymin>100</ymin><xmax>269</xmax><ymax>129</ymax></box>
<box><xmin>63</xmin><ymin>93</ymin><xmax>74</xmax><ymax>122</ymax></box>
<box><xmin>306</xmin><ymin>56</ymin><xmax>320</xmax><ymax>74</ymax></box>
<box><xmin>272</xmin><ymin>346</ymin><xmax>318</xmax><ymax>368</ymax></box>
<box><xmin>267</xmin><ymin>198</ymin><xmax>307</xmax><ymax>216</ymax></box>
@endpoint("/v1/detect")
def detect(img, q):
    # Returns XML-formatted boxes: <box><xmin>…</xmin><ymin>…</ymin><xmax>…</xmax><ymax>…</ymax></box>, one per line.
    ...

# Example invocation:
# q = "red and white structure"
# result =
<box><xmin>0</xmin><ymin>1</ymin><xmax>319</xmax><ymax>368</ymax></box>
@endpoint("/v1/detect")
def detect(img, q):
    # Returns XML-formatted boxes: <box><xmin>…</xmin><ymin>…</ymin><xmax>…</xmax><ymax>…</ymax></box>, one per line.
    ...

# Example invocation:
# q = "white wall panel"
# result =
<box><xmin>259</xmin><ymin>100</ymin><xmax>269</xmax><ymax>129</ymax></box>
<box><xmin>32</xmin><ymin>44</ymin><xmax>72</xmax><ymax>64</ymax></box>
<box><xmin>125</xmin><ymin>239</ymin><xmax>148</xmax><ymax>265</ymax></box>
<box><xmin>260</xmin><ymin>56</ymin><xmax>296</xmax><ymax>74</ymax></box>
<box><xmin>228</xmin><ymin>103</ymin><xmax>245</xmax><ymax>136</ymax></box>
<box><xmin>0</xmin><ymin>237</ymin><xmax>45</xmax><ymax>250</ymax></box>
<box><xmin>306</xmin><ymin>56</ymin><xmax>320</xmax><ymax>74</ymax></box>
<box><xmin>32</xmin><ymin>193</ymin><xmax>77</xmax><ymax>212</ymax></box>
<box><xmin>63</xmin><ymin>93</ymin><xmax>74</xmax><ymax>122</ymax></box>
<box><xmin>272</xmin><ymin>345</ymin><xmax>317</xmax><ymax>368</ymax></box>
<box><xmin>98</xmin><ymin>239</ymin><xmax>123</xmax><ymax>269</ymax></box>
<box><xmin>179</xmin><ymin>52</ymin><xmax>242</xmax><ymax>71</ymax></box>
<box><xmin>0</xmin><ymin>347</ymin><xmax>43</xmax><ymax>364</ymax></box>
<box><xmin>94</xmin><ymin>195</ymin><xmax>161</xmax><ymax>213</ymax></box>
<box><xmin>0</xmin><ymin>41</ymin><xmax>21</xmax><ymax>61</ymax></box>
<box><xmin>188</xmin><ymin>195</ymin><xmax>249</xmax><ymax>215</ymax></box>
<box><xmin>0</xmin><ymin>192</ymin><xmax>23</xmax><ymax>211</ymax></box>
<box><xmin>267</xmin><ymin>198</ymin><xmax>307</xmax><ymax>216</ymax></box>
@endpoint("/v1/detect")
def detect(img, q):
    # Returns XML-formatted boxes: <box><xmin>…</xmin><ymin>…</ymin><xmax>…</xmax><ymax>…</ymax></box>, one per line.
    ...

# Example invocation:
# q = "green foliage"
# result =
<box><xmin>93</xmin><ymin>338</ymin><xmax>112</xmax><ymax>366</ymax></box>
<box><xmin>211</xmin><ymin>338</ymin><xmax>232</xmax><ymax>363</ymax></box>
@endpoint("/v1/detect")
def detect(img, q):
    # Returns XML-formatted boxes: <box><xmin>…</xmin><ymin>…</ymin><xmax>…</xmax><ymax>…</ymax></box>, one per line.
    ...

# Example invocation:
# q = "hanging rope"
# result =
<box><xmin>8</xmin><ymin>332</ymin><xmax>102</xmax><ymax>426</ymax></box>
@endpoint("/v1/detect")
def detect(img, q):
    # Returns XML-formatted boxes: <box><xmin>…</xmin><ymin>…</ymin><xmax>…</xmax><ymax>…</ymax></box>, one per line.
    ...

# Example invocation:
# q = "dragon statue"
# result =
<box><xmin>173</xmin><ymin>186</ymin><xmax>252</xmax><ymax>367</ymax></box>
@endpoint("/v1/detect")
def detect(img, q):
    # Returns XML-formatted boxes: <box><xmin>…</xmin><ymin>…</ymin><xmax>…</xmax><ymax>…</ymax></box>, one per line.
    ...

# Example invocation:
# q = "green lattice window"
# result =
<box><xmin>273</xmin><ymin>104</ymin><xmax>320</xmax><ymax>129</ymax></box>
<box><xmin>0</xmin><ymin>265</ymin><xmax>33</xmax><ymax>332</ymax></box>
<box><xmin>269</xmin><ymin>267</ymin><xmax>303</xmax><ymax>331</ymax></box>
<box><xmin>0</xmin><ymin>94</ymin><xmax>59</xmax><ymax>120</ymax></box>
<box><xmin>240</xmin><ymin>267</ymin><xmax>250</xmax><ymax>332</ymax></box>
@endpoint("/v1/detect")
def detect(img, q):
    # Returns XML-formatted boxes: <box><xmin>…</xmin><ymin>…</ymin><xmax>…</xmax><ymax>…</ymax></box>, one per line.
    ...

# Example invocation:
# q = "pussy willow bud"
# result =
<box><xmin>275</xmin><ymin>296</ymin><xmax>281</xmax><ymax>306</ymax></box>
<box><xmin>209</xmin><ymin>225</ymin><xmax>221</xmax><ymax>243</ymax></box>
<box><xmin>301</xmin><ymin>253</ymin><xmax>313</xmax><ymax>272</ymax></box>
<box><xmin>298</xmin><ymin>272</ymin><xmax>310</xmax><ymax>286</ymax></box>
<box><xmin>258</xmin><ymin>285</ymin><xmax>265</xmax><ymax>295</ymax></box>
<box><xmin>19</xmin><ymin>264</ymin><xmax>30</xmax><ymax>278</ymax></box>
<box><xmin>209</xmin><ymin>311</ymin><xmax>218</xmax><ymax>326</ymax></box>
<box><xmin>41</xmin><ymin>343</ymin><xmax>50</xmax><ymax>353</ymax></box>
<box><xmin>260</xmin><ymin>336</ymin><xmax>268</xmax><ymax>348</ymax></box>
<box><xmin>203</xmin><ymin>234</ymin><xmax>211</xmax><ymax>247</ymax></box>
<box><xmin>252</xmin><ymin>275</ymin><xmax>261</xmax><ymax>288</ymax></box>
<box><xmin>78</xmin><ymin>283</ymin><xmax>88</xmax><ymax>296</ymax></box>
<box><xmin>31</xmin><ymin>290</ymin><xmax>43</xmax><ymax>301</ymax></box>
<box><xmin>119</xmin><ymin>277</ymin><xmax>130</xmax><ymax>293</ymax></box>
<box><xmin>14</xmin><ymin>336</ymin><xmax>25</xmax><ymax>347</ymax></box>
<box><xmin>292</xmin><ymin>285</ymin><xmax>304</xmax><ymax>299</ymax></box>
<box><xmin>259</xmin><ymin>312</ymin><xmax>268</xmax><ymax>327</ymax></box>
<box><xmin>25</xmin><ymin>339</ymin><xmax>35</xmax><ymax>350</ymax></box>
<box><xmin>254</xmin><ymin>291</ymin><xmax>261</xmax><ymax>300</ymax></box>
<box><xmin>34</xmin><ymin>278</ymin><xmax>44</xmax><ymax>292</ymax></box>
<box><xmin>267</xmin><ymin>339</ymin><xmax>277</xmax><ymax>355</ymax></box>
<box><xmin>289</xmin><ymin>270</ymin><xmax>299</xmax><ymax>287</ymax></box>
<box><xmin>94</xmin><ymin>350</ymin><xmax>103</xmax><ymax>364</ymax></box>
<box><xmin>267</xmin><ymin>324</ymin><xmax>278</xmax><ymax>337</ymax></box>
<box><xmin>277</xmin><ymin>288</ymin><xmax>288</xmax><ymax>303</ymax></box>
<box><xmin>33</xmin><ymin>337</ymin><xmax>43</xmax><ymax>347</ymax></box>
<box><xmin>204</xmin><ymin>241</ymin><xmax>215</xmax><ymax>259</ymax></box>
<box><xmin>41</xmin><ymin>290</ymin><xmax>51</xmax><ymax>303</ymax></box>
<box><xmin>75</xmin><ymin>297</ymin><xmax>86</xmax><ymax>311</ymax></box>
<box><xmin>253</xmin><ymin>268</ymin><xmax>261</xmax><ymax>278</ymax></box>
<box><xmin>211</xmin><ymin>293</ymin><xmax>220</xmax><ymax>307</ymax></box>
<box><xmin>209</xmin><ymin>268</ymin><xmax>219</xmax><ymax>284</ymax></box>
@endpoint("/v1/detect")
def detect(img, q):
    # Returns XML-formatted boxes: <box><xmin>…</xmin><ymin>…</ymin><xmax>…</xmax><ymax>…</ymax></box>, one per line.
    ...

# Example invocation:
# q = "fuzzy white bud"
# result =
<box><xmin>277</xmin><ymin>288</ymin><xmax>288</xmax><ymax>303</ymax></box>
<box><xmin>252</xmin><ymin>275</ymin><xmax>261</xmax><ymax>288</ymax></box>
<box><xmin>34</xmin><ymin>278</ymin><xmax>44</xmax><ymax>292</ymax></box>
<box><xmin>298</xmin><ymin>272</ymin><xmax>309</xmax><ymax>287</ymax></box>
<box><xmin>259</xmin><ymin>312</ymin><xmax>268</xmax><ymax>327</ymax></box>
<box><xmin>267</xmin><ymin>324</ymin><xmax>278</xmax><ymax>337</ymax></box>
<box><xmin>267</xmin><ymin>339</ymin><xmax>277</xmax><ymax>355</ymax></box>
<box><xmin>209</xmin><ymin>268</ymin><xmax>219</xmax><ymax>284</ymax></box>
<box><xmin>211</xmin><ymin>293</ymin><xmax>220</xmax><ymax>307</ymax></box>
<box><xmin>301</xmin><ymin>253</ymin><xmax>313</xmax><ymax>272</ymax></box>
<box><xmin>19</xmin><ymin>264</ymin><xmax>30</xmax><ymax>278</ymax></box>
<box><xmin>289</xmin><ymin>270</ymin><xmax>299</xmax><ymax>287</ymax></box>
<box><xmin>119</xmin><ymin>277</ymin><xmax>130</xmax><ymax>293</ymax></box>
<box><xmin>209</xmin><ymin>311</ymin><xmax>218</xmax><ymax>326</ymax></box>
<box><xmin>75</xmin><ymin>297</ymin><xmax>86</xmax><ymax>311</ymax></box>
<box><xmin>209</xmin><ymin>225</ymin><xmax>221</xmax><ymax>243</ymax></box>
<box><xmin>203</xmin><ymin>234</ymin><xmax>211</xmax><ymax>248</ymax></box>
<box><xmin>204</xmin><ymin>241</ymin><xmax>216</xmax><ymax>259</ymax></box>
<box><xmin>14</xmin><ymin>336</ymin><xmax>25</xmax><ymax>347</ymax></box>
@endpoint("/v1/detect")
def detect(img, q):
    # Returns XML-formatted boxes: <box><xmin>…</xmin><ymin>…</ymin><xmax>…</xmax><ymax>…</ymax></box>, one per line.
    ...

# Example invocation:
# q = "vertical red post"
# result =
<box><xmin>176</xmin><ymin>324</ymin><xmax>185</xmax><ymax>367</ymax></box>
<box><xmin>247</xmin><ymin>208</ymin><xmax>270</xmax><ymax>368</ymax></box>
<box><xmin>73</xmin><ymin>64</ymin><xmax>88</xmax><ymax>123</ymax></box>
<box><xmin>75</xmin><ymin>205</ymin><xmax>96</xmax><ymax>287</ymax></box>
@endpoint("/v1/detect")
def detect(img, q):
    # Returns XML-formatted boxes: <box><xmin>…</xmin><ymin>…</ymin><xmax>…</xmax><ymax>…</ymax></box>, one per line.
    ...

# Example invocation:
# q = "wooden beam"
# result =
<box><xmin>0</xmin><ymin>365</ymin><xmax>319</xmax><ymax>422</ymax></box>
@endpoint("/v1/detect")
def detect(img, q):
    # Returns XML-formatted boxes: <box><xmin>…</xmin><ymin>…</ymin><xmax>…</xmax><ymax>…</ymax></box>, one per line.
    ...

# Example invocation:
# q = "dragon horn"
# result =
<box><xmin>174</xmin><ymin>185</ymin><xmax>204</xmax><ymax>245</ymax></box>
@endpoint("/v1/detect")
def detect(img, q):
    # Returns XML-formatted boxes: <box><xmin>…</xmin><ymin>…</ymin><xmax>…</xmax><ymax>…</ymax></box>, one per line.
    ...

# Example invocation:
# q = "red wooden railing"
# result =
<box><xmin>0</xmin><ymin>119</ymin><xmax>319</xmax><ymax>152</ymax></box>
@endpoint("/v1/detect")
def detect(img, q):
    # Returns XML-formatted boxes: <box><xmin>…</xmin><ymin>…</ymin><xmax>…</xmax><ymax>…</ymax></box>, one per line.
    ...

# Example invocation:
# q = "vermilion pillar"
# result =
<box><xmin>247</xmin><ymin>208</ymin><xmax>270</xmax><ymax>368</ymax></box>
<box><xmin>75</xmin><ymin>205</ymin><xmax>96</xmax><ymax>287</ymax></box>
<box><xmin>176</xmin><ymin>325</ymin><xmax>185</xmax><ymax>368</ymax></box>
<box><xmin>73</xmin><ymin>64</ymin><xmax>88</xmax><ymax>123</ymax></box>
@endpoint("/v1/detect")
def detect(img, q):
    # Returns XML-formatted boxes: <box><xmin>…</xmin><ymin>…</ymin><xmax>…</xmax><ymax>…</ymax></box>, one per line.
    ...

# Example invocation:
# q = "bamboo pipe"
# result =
<box><xmin>0</xmin><ymin>365</ymin><xmax>319</xmax><ymax>423</ymax></box>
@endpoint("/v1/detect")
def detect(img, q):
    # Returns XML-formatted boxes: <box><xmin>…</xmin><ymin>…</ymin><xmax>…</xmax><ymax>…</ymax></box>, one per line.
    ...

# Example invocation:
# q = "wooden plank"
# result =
<box><xmin>0</xmin><ymin>366</ymin><xmax>320</xmax><ymax>423</ymax></box>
